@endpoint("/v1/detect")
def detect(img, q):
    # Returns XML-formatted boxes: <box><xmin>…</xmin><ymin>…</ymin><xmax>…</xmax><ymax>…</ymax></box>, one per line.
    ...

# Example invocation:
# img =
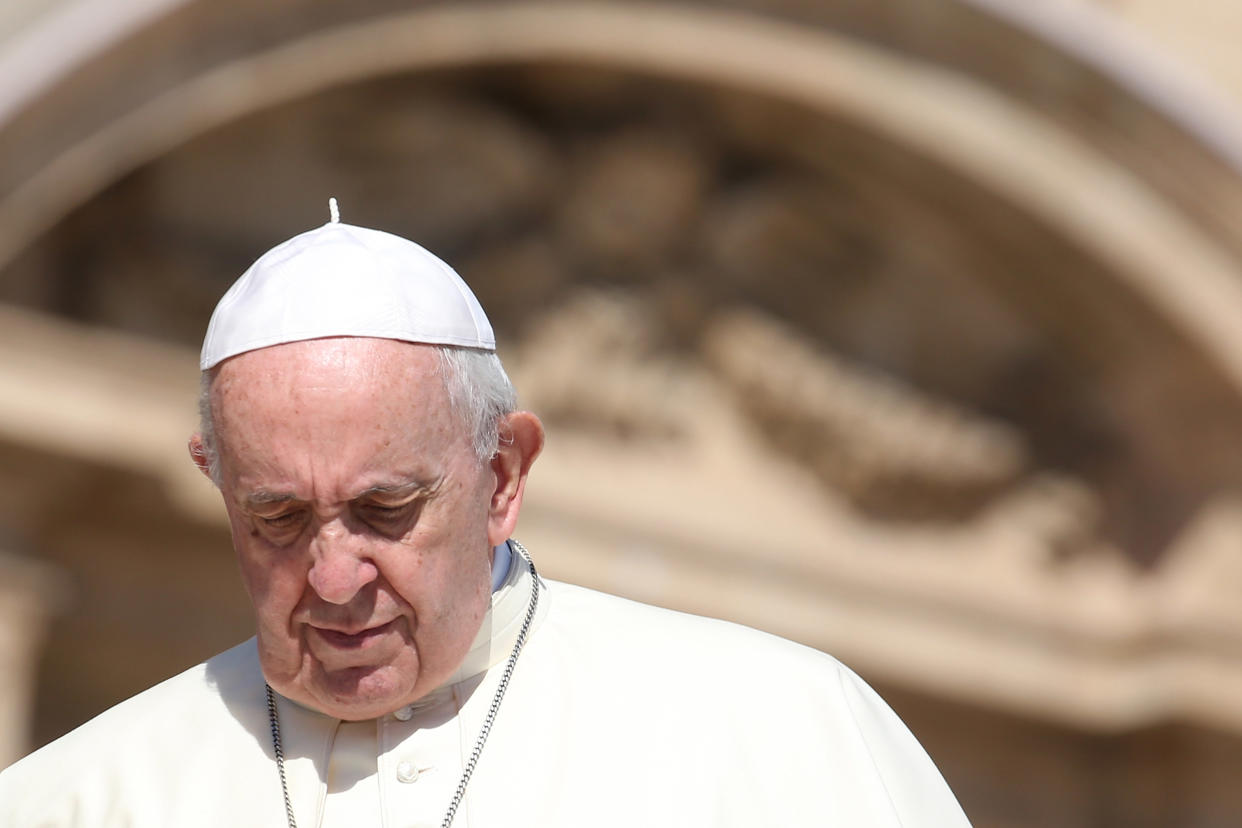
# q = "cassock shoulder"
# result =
<box><xmin>538</xmin><ymin>578</ymin><xmax>859</xmax><ymax>690</ymax></box>
<box><xmin>0</xmin><ymin>639</ymin><xmax>279</xmax><ymax>828</ymax></box>
<box><xmin>523</xmin><ymin>580</ymin><xmax>970</xmax><ymax>826</ymax></box>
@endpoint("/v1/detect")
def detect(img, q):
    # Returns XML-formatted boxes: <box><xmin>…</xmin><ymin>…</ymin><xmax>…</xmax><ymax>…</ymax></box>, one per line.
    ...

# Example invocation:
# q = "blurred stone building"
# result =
<box><xmin>3</xmin><ymin>1</ymin><xmax>1242</xmax><ymax>825</ymax></box>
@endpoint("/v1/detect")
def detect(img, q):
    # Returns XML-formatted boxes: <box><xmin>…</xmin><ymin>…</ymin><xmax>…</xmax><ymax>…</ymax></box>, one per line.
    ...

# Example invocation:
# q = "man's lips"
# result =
<box><xmin>311</xmin><ymin>619</ymin><xmax>398</xmax><ymax>649</ymax></box>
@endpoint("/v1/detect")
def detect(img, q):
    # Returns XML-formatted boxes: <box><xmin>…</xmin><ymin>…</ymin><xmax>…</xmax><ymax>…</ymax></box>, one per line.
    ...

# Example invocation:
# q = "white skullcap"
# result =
<box><xmin>200</xmin><ymin>216</ymin><xmax>495</xmax><ymax>370</ymax></box>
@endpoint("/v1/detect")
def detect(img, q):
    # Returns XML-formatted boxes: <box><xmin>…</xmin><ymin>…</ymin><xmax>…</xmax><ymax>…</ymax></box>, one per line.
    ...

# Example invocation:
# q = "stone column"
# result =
<box><xmin>0</xmin><ymin>545</ymin><xmax>64</xmax><ymax>768</ymax></box>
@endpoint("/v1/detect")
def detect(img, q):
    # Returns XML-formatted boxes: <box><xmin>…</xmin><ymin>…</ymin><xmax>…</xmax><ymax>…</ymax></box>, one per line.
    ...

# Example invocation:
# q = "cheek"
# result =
<box><xmin>232</xmin><ymin>531</ymin><xmax>304</xmax><ymax>620</ymax></box>
<box><xmin>383</xmin><ymin>543</ymin><xmax>482</xmax><ymax>621</ymax></box>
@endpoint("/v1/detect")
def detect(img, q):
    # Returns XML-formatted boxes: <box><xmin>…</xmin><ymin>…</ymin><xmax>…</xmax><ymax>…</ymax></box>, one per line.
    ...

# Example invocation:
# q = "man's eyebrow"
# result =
<box><xmin>243</xmin><ymin>490</ymin><xmax>300</xmax><ymax>508</ymax></box>
<box><xmin>354</xmin><ymin>480</ymin><xmax>438</xmax><ymax>500</ymax></box>
<box><xmin>239</xmin><ymin>480</ymin><xmax>438</xmax><ymax>509</ymax></box>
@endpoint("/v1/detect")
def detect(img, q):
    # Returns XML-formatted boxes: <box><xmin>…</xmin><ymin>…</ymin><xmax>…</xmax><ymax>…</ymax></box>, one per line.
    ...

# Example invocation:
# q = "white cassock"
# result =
<box><xmin>0</xmin><ymin>544</ymin><xmax>970</xmax><ymax>827</ymax></box>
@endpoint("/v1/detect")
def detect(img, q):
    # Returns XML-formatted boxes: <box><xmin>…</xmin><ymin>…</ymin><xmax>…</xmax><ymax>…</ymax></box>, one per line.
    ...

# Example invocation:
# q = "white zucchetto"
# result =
<box><xmin>200</xmin><ymin>217</ymin><xmax>495</xmax><ymax>370</ymax></box>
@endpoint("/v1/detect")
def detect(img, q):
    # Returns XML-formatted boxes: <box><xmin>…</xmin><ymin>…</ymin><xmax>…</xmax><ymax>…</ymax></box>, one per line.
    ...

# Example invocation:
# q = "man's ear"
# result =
<box><xmin>188</xmin><ymin>434</ymin><xmax>213</xmax><ymax>481</ymax></box>
<box><xmin>486</xmin><ymin>411</ymin><xmax>545</xmax><ymax>546</ymax></box>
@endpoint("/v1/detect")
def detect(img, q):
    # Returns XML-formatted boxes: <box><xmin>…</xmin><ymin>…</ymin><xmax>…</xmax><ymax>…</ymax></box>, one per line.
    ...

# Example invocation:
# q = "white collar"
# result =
<box><xmin>490</xmin><ymin>541</ymin><xmax>512</xmax><ymax>592</ymax></box>
<box><xmin>443</xmin><ymin>541</ymin><xmax>542</xmax><ymax>690</ymax></box>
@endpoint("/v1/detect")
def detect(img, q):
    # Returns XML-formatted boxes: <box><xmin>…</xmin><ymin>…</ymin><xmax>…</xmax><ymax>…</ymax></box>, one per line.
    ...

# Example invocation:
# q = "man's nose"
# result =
<box><xmin>306</xmin><ymin>520</ymin><xmax>378</xmax><ymax>604</ymax></box>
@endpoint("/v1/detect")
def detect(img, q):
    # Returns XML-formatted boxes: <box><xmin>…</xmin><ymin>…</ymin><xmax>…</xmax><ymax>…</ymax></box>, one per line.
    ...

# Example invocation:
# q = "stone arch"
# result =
<box><xmin>5</xmin><ymin>1</ymin><xmax>1242</xmax><ymax>562</ymax></box>
<box><xmin>6</xmin><ymin>4</ymin><xmax>1242</xmax><ymax>823</ymax></box>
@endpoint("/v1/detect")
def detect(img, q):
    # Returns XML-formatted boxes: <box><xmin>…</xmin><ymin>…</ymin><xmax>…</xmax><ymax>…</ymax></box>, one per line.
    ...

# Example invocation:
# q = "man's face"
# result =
<box><xmin>204</xmin><ymin>338</ymin><xmax>499</xmax><ymax>720</ymax></box>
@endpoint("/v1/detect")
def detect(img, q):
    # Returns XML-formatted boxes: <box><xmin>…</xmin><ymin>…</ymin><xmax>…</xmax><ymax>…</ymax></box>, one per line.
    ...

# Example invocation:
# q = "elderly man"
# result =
<box><xmin>0</xmin><ymin>208</ymin><xmax>970</xmax><ymax>826</ymax></box>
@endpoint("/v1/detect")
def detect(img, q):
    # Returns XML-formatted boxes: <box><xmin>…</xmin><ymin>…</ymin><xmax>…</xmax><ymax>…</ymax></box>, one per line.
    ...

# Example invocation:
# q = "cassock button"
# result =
<box><xmin>396</xmin><ymin>760</ymin><xmax>421</xmax><ymax>783</ymax></box>
<box><xmin>393</xmin><ymin>706</ymin><xmax>414</xmax><ymax>722</ymax></box>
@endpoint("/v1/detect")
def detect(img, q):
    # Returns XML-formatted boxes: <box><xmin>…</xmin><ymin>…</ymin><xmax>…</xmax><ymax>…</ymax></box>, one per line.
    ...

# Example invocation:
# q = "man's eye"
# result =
<box><xmin>260</xmin><ymin>512</ymin><xmax>302</xmax><ymax>529</ymax></box>
<box><xmin>364</xmin><ymin>504</ymin><xmax>406</xmax><ymax>520</ymax></box>
<box><xmin>360</xmin><ymin>502</ymin><xmax>415</xmax><ymax>528</ymax></box>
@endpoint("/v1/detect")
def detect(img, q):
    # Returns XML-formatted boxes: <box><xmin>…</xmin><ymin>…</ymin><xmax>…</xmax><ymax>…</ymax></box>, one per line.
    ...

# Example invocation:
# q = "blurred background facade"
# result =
<box><xmin>3</xmin><ymin>1</ymin><xmax>1242</xmax><ymax>825</ymax></box>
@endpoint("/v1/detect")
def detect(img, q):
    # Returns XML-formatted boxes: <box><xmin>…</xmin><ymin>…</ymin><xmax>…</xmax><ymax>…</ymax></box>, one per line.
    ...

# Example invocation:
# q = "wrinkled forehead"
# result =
<box><xmin>215</xmin><ymin>335</ymin><xmax>436</xmax><ymax>383</ymax></box>
<box><xmin>203</xmin><ymin>339</ymin><xmax>480</xmax><ymax>492</ymax></box>
<box><xmin>208</xmin><ymin>337</ymin><xmax>455</xmax><ymax>430</ymax></box>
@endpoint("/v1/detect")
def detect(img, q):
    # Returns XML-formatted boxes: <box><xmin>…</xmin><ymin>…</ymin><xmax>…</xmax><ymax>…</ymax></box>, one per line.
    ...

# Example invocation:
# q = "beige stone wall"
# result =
<box><xmin>0</xmin><ymin>550</ymin><xmax>62</xmax><ymax>767</ymax></box>
<box><xmin>1073</xmin><ymin>0</ymin><xmax>1242</xmax><ymax>113</ymax></box>
<box><xmin>4</xmin><ymin>1</ymin><xmax>1242</xmax><ymax>825</ymax></box>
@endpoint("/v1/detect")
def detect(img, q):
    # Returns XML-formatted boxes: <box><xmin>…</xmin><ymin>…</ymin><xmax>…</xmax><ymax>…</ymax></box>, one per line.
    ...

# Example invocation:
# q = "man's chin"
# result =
<box><xmin>308</xmin><ymin>664</ymin><xmax>418</xmax><ymax>720</ymax></box>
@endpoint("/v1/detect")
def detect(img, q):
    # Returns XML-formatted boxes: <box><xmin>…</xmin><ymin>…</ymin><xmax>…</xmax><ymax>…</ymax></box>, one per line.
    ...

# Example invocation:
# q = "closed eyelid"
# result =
<box><xmin>238</xmin><ymin>480</ymin><xmax>438</xmax><ymax>518</ymax></box>
<box><xmin>244</xmin><ymin>503</ymin><xmax>309</xmax><ymax>547</ymax></box>
<box><xmin>243</xmin><ymin>491</ymin><xmax>300</xmax><ymax>511</ymax></box>
<box><xmin>247</xmin><ymin>502</ymin><xmax>304</xmax><ymax>521</ymax></box>
<box><xmin>354</xmin><ymin>481</ymin><xmax>438</xmax><ymax>506</ymax></box>
<box><xmin>355</xmin><ymin>497</ymin><xmax>423</xmax><ymax>520</ymax></box>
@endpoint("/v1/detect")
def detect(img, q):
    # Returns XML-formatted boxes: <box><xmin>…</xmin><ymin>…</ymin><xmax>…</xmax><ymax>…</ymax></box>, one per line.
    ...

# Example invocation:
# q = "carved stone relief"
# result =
<box><xmin>7</xmin><ymin>65</ymin><xmax>1238</xmax><ymax>571</ymax></box>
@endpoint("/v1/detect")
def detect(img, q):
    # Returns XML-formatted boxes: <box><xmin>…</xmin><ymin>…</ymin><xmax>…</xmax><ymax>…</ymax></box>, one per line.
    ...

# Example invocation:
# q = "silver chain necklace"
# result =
<box><xmin>265</xmin><ymin>542</ymin><xmax>540</xmax><ymax>828</ymax></box>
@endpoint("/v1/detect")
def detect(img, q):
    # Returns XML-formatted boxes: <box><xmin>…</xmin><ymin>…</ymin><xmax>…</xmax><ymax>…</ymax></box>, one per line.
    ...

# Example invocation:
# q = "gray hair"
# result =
<box><xmin>197</xmin><ymin>345</ymin><xmax>516</xmax><ymax>486</ymax></box>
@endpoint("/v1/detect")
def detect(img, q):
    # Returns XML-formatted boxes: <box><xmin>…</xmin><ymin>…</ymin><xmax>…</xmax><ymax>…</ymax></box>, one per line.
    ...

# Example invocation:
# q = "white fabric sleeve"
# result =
<box><xmin>838</xmin><ymin>666</ymin><xmax>973</xmax><ymax>827</ymax></box>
